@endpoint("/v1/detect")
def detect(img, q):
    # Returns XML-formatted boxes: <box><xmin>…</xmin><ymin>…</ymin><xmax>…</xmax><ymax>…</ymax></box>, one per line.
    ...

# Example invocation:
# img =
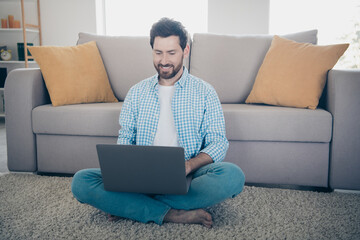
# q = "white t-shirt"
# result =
<box><xmin>152</xmin><ymin>85</ymin><xmax>180</xmax><ymax>147</ymax></box>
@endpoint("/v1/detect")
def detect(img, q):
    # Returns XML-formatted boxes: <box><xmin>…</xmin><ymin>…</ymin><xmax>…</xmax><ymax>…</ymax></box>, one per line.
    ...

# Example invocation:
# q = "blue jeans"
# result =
<box><xmin>71</xmin><ymin>162</ymin><xmax>245</xmax><ymax>225</ymax></box>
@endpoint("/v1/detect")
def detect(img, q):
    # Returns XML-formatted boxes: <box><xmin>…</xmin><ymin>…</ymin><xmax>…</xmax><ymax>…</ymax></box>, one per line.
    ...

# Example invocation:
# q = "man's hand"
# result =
<box><xmin>185</xmin><ymin>153</ymin><xmax>213</xmax><ymax>176</ymax></box>
<box><xmin>185</xmin><ymin>160</ymin><xmax>192</xmax><ymax>176</ymax></box>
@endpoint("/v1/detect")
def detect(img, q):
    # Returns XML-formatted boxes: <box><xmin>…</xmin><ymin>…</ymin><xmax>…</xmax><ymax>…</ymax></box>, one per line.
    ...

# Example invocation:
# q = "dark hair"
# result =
<box><xmin>150</xmin><ymin>17</ymin><xmax>188</xmax><ymax>50</ymax></box>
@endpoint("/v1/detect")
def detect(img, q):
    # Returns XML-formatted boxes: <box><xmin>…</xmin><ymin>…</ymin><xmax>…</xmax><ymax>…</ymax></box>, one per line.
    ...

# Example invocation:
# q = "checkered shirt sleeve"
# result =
<box><xmin>198</xmin><ymin>86</ymin><xmax>229</xmax><ymax>162</ymax></box>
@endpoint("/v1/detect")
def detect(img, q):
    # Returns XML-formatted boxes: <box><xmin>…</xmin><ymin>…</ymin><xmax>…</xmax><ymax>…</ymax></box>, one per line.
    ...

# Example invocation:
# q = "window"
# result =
<box><xmin>101</xmin><ymin>1</ymin><xmax>359</xmax><ymax>69</ymax></box>
<box><xmin>270</xmin><ymin>0</ymin><xmax>360</xmax><ymax>69</ymax></box>
<box><xmin>103</xmin><ymin>0</ymin><xmax>208</xmax><ymax>37</ymax></box>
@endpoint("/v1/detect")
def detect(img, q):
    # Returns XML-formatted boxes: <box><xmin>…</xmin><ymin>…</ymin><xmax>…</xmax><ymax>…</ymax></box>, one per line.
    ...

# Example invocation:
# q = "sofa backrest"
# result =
<box><xmin>77</xmin><ymin>33</ymin><xmax>154</xmax><ymax>101</ymax></box>
<box><xmin>77</xmin><ymin>32</ymin><xmax>190</xmax><ymax>101</ymax></box>
<box><xmin>190</xmin><ymin>30</ymin><xmax>318</xmax><ymax>103</ymax></box>
<box><xmin>78</xmin><ymin>30</ymin><xmax>317</xmax><ymax>103</ymax></box>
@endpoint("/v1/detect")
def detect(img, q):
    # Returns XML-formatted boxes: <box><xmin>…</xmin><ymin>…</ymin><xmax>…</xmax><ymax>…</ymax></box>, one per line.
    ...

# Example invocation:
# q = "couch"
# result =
<box><xmin>5</xmin><ymin>30</ymin><xmax>360</xmax><ymax>190</ymax></box>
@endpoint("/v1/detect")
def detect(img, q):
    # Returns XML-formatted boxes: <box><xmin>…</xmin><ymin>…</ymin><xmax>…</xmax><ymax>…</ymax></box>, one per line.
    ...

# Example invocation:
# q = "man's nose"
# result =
<box><xmin>160</xmin><ymin>54</ymin><xmax>169</xmax><ymax>65</ymax></box>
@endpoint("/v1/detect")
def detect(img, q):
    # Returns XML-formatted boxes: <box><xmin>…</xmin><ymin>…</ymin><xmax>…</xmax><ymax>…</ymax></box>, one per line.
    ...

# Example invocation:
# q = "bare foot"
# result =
<box><xmin>163</xmin><ymin>209</ymin><xmax>213</xmax><ymax>228</ymax></box>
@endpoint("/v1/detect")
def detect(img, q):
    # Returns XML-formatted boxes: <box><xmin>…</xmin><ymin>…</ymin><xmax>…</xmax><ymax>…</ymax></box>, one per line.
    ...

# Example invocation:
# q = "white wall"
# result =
<box><xmin>40</xmin><ymin>0</ymin><xmax>97</xmax><ymax>46</ymax></box>
<box><xmin>37</xmin><ymin>0</ymin><xmax>270</xmax><ymax>46</ymax></box>
<box><xmin>208</xmin><ymin>0</ymin><xmax>269</xmax><ymax>34</ymax></box>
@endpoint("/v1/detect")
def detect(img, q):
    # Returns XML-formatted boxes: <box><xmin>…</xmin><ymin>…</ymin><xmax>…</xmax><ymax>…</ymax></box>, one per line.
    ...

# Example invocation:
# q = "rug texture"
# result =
<box><xmin>0</xmin><ymin>173</ymin><xmax>359</xmax><ymax>240</ymax></box>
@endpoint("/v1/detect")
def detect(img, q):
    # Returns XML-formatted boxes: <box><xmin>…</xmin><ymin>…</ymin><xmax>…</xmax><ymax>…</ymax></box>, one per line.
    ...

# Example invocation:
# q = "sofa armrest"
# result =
<box><xmin>326</xmin><ymin>69</ymin><xmax>360</xmax><ymax>190</ymax></box>
<box><xmin>4</xmin><ymin>68</ymin><xmax>50</xmax><ymax>172</ymax></box>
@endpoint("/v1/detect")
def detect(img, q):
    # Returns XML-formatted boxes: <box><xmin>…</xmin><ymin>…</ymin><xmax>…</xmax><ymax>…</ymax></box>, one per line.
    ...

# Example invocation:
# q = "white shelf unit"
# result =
<box><xmin>0</xmin><ymin>27</ymin><xmax>38</xmax><ymax>33</ymax></box>
<box><xmin>0</xmin><ymin>0</ymin><xmax>42</xmax><ymax>117</ymax></box>
<box><xmin>0</xmin><ymin>59</ymin><xmax>36</xmax><ymax>64</ymax></box>
<box><xmin>0</xmin><ymin>28</ymin><xmax>40</xmax><ymax>63</ymax></box>
<box><xmin>0</xmin><ymin>0</ymin><xmax>41</xmax><ymax>67</ymax></box>
<box><xmin>0</xmin><ymin>60</ymin><xmax>38</xmax><ymax>73</ymax></box>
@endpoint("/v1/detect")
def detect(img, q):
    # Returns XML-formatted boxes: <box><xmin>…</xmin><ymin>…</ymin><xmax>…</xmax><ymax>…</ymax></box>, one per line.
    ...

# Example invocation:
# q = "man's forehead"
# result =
<box><xmin>153</xmin><ymin>36</ymin><xmax>181</xmax><ymax>48</ymax></box>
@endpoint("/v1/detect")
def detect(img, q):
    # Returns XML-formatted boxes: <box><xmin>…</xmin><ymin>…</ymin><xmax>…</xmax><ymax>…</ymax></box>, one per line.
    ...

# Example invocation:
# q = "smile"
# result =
<box><xmin>159</xmin><ymin>64</ymin><xmax>173</xmax><ymax>70</ymax></box>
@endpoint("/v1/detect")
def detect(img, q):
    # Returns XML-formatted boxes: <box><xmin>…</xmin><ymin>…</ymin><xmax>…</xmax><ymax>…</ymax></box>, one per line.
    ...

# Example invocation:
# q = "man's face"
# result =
<box><xmin>153</xmin><ymin>36</ymin><xmax>188</xmax><ymax>84</ymax></box>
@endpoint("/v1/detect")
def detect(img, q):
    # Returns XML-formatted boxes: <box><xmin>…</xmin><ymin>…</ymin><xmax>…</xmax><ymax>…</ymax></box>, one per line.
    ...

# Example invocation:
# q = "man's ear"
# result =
<box><xmin>183</xmin><ymin>44</ymin><xmax>190</xmax><ymax>59</ymax></box>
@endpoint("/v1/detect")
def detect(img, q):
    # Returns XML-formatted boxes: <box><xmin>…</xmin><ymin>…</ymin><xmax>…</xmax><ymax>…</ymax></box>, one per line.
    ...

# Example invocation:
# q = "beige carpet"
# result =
<box><xmin>0</xmin><ymin>173</ymin><xmax>359</xmax><ymax>240</ymax></box>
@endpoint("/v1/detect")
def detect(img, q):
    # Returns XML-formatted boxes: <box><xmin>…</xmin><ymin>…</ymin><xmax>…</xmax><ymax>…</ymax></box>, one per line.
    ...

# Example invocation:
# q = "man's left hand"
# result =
<box><xmin>185</xmin><ymin>153</ymin><xmax>213</xmax><ymax>176</ymax></box>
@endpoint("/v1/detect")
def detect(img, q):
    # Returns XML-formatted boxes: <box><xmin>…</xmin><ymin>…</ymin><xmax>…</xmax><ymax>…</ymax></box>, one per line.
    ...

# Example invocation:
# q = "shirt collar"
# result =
<box><xmin>152</xmin><ymin>67</ymin><xmax>188</xmax><ymax>89</ymax></box>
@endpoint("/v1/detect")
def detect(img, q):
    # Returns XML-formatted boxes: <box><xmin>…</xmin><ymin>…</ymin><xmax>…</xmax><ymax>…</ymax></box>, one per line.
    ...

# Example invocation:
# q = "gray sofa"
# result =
<box><xmin>5</xmin><ymin>30</ymin><xmax>360</xmax><ymax>190</ymax></box>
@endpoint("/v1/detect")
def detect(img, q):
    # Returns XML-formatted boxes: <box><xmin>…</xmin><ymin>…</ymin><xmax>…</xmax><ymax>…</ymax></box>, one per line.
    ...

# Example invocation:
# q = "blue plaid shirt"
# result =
<box><xmin>117</xmin><ymin>67</ymin><xmax>229</xmax><ymax>162</ymax></box>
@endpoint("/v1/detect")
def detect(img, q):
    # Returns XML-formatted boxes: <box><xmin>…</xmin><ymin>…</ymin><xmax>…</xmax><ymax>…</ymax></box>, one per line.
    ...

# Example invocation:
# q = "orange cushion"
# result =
<box><xmin>246</xmin><ymin>35</ymin><xmax>349</xmax><ymax>109</ymax></box>
<box><xmin>29</xmin><ymin>41</ymin><xmax>118</xmax><ymax>106</ymax></box>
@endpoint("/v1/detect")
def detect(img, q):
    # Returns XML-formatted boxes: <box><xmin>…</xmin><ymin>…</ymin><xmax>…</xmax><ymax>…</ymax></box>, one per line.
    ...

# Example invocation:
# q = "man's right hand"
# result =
<box><xmin>185</xmin><ymin>160</ymin><xmax>192</xmax><ymax>176</ymax></box>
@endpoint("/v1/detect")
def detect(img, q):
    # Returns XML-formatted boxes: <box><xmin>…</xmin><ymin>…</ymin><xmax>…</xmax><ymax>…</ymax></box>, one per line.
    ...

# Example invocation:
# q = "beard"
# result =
<box><xmin>154</xmin><ymin>61</ymin><xmax>183</xmax><ymax>80</ymax></box>
<box><xmin>155</xmin><ymin>64</ymin><xmax>181</xmax><ymax>79</ymax></box>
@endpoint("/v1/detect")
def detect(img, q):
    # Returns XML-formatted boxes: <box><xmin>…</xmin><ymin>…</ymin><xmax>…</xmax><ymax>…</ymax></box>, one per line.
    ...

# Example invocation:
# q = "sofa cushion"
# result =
<box><xmin>246</xmin><ymin>36</ymin><xmax>349</xmax><ymax>109</ymax></box>
<box><xmin>28</xmin><ymin>41</ymin><xmax>118</xmax><ymax>106</ymax></box>
<box><xmin>33</xmin><ymin>102</ymin><xmax>332</xmax><ymax>143</ymax></box>
<box><xmin>190</xmin><ymin>30</ymin><xmax>318</xmax><ymax>103</ymax></box>
<box><xmin>32</xmin><ymin>103</ymin><xmax>122</xmax><ymax>137</ymax></box>
<box><xmin>223</xmin><ymin>104</ymin><xmax>332</xmax><ymax>143</ymax></box>
<box><xmin>77</xmin><ymin>33</ymin><xmax>191</xmax><ymax>101</ymax></box>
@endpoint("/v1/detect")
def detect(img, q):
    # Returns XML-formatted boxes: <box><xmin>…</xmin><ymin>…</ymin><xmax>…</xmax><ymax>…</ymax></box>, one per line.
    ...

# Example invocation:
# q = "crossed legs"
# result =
<box><xmin>71</xmin><ymin>162</ymin><xmax>245</xmax><ymax>227</ymax></box>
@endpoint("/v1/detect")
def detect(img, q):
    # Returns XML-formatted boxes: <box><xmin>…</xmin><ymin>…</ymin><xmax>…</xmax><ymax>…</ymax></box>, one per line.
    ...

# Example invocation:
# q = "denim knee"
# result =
<box><xmin>221</xmin><ymin>162</ymin><xmax>245</xmax><ymax>198</ymax></box>
<box><xmin>71</xmin><ymin>170</ymin><xmax>86</xmax><ymax>203</ymax></box>
<box><xmin>71</xmin><ymin>168</ymin><xmax>100</xmax><ymax>203</ymax></box>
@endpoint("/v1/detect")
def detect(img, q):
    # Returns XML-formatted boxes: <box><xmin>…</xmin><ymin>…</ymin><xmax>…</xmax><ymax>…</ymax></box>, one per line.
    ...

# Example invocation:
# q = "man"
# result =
<box><xmin>72</xmin><ymin>18</ymin><xmax>245</xmax><ymax>228</ymax></box>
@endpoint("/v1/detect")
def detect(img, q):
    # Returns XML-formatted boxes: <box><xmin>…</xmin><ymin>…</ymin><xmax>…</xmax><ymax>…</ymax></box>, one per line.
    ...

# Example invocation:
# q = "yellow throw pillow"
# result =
<box><xmin>245</xmin><ymin>35</ymin><xmax>349</xmax><ymax>109</ymax></box>
<box><xmin>29</xmin><ymin>41</ymin><xmax>118</xmax><ymax>106</ymax></box>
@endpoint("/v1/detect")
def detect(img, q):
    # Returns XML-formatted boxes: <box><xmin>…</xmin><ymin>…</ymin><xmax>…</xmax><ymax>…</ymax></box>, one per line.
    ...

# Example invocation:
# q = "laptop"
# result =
<box><xmin>96</xmin><ymin>144</ymin><xmax>192</xmax><ymax>195</ymax></box>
